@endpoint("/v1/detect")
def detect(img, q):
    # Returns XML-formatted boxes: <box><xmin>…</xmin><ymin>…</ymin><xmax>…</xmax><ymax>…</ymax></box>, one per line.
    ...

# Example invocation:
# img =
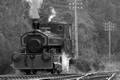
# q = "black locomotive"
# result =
<box><xmin>11</xmin><ymin>20</ymin><xmax>72</xmax><ymax>74</ymax></box>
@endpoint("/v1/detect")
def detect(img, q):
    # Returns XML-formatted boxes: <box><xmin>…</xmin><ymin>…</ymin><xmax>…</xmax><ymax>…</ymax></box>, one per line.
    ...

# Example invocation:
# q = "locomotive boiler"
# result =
<box><xmin>11</xmin><ymin>20</ymin><xmax>72</xmax><ymax>74</ymax></box>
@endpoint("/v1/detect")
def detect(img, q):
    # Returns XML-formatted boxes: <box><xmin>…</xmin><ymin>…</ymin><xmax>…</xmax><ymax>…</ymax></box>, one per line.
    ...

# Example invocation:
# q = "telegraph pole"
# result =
<box><xmin>105</xmin><ymin>21</ymin><xmax>115</xmax><ymax>64</ymax></box>
<box><xmin>74</xmin><ymin>0</ymin><xmax>78</xmax><ymax>58</ymax></box>
<box><xmin>69</xmin><ymin>0</ymin><xmax>82</xmax><ymax>58</ymax></box>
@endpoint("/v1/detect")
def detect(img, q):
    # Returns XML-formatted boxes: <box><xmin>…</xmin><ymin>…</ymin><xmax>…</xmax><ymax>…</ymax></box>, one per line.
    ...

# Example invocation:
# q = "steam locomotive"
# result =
<box><xmin>11</xmin><ymin>20</ymin><xmax>72</xmax><ymax>74</ymax></box>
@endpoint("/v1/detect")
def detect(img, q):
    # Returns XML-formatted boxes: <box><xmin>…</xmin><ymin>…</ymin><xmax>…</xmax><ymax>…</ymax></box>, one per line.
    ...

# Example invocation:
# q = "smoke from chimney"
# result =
<box><xmin>25</xmin><ymin>0</ymin><xmax>43</xmax><ymax>18</ymax></box>
<box><xmin>48</xmin><ymin>7</ymin><xmax>56</xmax><ymax>22</ymax></box>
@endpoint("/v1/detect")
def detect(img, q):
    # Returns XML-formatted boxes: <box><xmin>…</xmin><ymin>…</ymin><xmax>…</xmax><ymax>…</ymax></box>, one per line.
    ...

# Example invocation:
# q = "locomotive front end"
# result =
<box><xmin>11</xmin><ymin>20</ymin><xmax>66</xmax><ymax>74</ymax></box>
<box><xmin>12</xmin><ymin>30</ymin><xmax>54</xmax><ymax>74</ymax></box>
<box><xmin>11</xmin><ymin>20</ymin><xmax>71</xmax><ymax>74</ymax></box>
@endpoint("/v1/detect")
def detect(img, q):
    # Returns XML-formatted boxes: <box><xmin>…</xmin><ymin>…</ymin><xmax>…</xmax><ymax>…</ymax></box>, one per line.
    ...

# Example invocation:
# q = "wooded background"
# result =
<box><xmin>0</xmin><ymin>0</ymin><xmax>120</xmax><ymax>74</ymax></box>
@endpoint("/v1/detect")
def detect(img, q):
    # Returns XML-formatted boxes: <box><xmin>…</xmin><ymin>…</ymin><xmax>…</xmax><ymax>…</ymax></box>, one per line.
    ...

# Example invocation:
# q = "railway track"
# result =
<box><xmin>83</xmin><ymin>73</ymin><xmax>116</xmax><ymax>80</ymax></box>
<box><xmin>0</xmin><ymin>74</ymin><xmax>83</xmax><ymax>80</ymax></box>
<box><xmin>77</xmin><ymin>71</ymin><xmax>120</xmax><ymax>80</ymax></box>
<box><xmin>0</xmin><ymin>71</ymin><xmax>119</xmax><ymax>80</ymax></box>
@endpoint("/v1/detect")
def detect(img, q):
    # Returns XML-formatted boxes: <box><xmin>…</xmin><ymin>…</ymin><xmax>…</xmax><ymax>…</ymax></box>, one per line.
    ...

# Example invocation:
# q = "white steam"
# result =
<box><xmin>25</xmin><ymin>0</ymin><xmax>43</xmax><ymax>18</ymax></box>
<box><xmin>62</xmin><ymin>52</ymin><xmax>71</xmax><ymax>73</ymax></box>
<box><xmin>48</xmin><ymin>7</ymin><xmax>56</xmax><ymax>22</ymax></box>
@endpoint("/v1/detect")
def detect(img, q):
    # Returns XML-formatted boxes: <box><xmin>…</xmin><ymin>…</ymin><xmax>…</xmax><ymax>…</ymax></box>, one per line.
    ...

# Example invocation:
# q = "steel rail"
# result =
<box><xmin>0</xmin><ymin>71</ymin><xmax>119</xmax><ymax>80</ymax></box>
<box><xmin>0</xmin><ymin>74</ymin><xmax>82</xmax><ymax>80</ymax></box>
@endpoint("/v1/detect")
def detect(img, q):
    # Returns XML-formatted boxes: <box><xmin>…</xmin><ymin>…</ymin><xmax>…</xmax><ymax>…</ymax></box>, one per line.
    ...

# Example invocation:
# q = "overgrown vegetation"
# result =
<box><xmin>0</xmin><ymin>0</ymin><xmax>120</xmax><ymax>74</ymax></box>
<box><xmin>0</xmin><ymin>0</ymin><xmax>31</xmax><ymax>74</ymax></box>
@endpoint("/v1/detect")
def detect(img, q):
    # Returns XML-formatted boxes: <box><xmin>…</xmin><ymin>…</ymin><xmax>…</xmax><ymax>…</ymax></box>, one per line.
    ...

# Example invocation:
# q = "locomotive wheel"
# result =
<box><xmin>57</xmin><ymin>71</ymin><xmax>61</xmax><ymax>74</ymax></box>
<box><xmin>51</xmin><ymin>69</ymin><xmax>56</xmax><ymax>74</ymax></box>
<box><xmin>32</xmin><ymin>70</ymin><xmax>37</xmax><ymax>74</ymax></box>
<box><xmin>25</xmin><ymin>70</ymin><xmax>31</xmax><ymax>75</ymax></box>
<box><xmin>56</xmin><ymin>68</ymin><xmax>62</xmax><ymax>74</ymax></box>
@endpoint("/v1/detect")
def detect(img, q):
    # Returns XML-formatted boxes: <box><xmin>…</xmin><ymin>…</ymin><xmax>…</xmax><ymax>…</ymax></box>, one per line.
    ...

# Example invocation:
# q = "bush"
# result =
<box><xmin>0</xmin><ymin>61</ymin><xmax>13</xmax><ymax>75</ymax></box>
<box><xmin>73</xmin><ymin>56</ymin><xmax>105</xmax><ymax>73</ymax></box>
<box><xmin>74</xmin><ymin>58</ymin><xmax>91</xmax><ymax>73</ymax></box>
<box><xmin>0</xmin><ymin>0</ymin><xmax>31</xmax><ymax>74</ymax></box>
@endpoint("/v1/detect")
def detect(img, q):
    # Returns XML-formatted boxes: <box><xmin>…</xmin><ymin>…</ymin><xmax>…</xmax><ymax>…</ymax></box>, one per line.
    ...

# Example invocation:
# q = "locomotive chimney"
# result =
<box><xmin>23</xmin><ymin>0</ymin><xmax>43</xmax><ymax>30</ymax></box>
<box><xmin>32</xmin><ymin>19</ymin><xmax>39</xmax><ymax>30</ymax></box>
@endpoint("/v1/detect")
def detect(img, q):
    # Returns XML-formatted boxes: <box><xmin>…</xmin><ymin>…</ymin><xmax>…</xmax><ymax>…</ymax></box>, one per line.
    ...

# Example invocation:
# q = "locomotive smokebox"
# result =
<box><xmin>32</xmin><ymin>19</ymin><xmax>39</xmax><ymax>30</ymax></box>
